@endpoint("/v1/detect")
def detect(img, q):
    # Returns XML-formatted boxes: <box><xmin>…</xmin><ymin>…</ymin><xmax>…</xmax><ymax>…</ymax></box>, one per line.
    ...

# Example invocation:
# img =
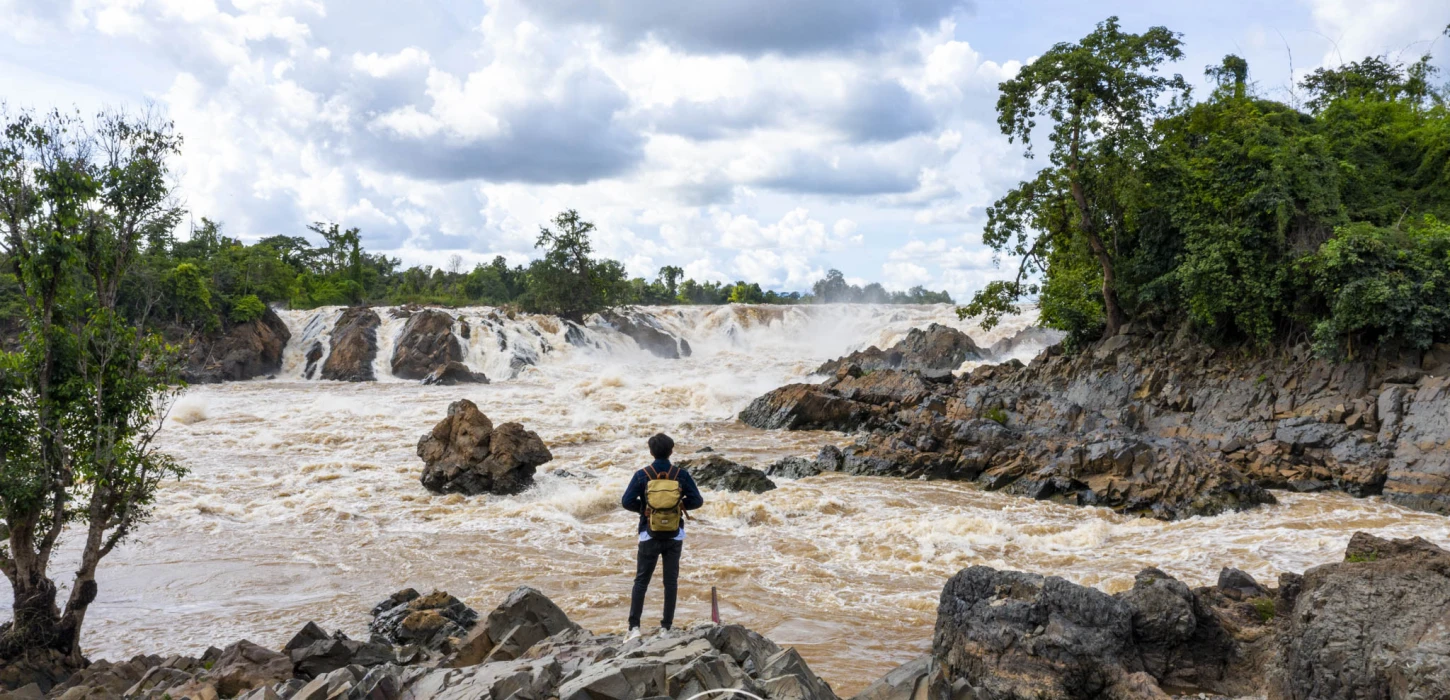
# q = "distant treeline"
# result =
<box><xmin>2</xmin><ymin>208</ymin><xmax>951</xmax><ymax>331</ymax></box>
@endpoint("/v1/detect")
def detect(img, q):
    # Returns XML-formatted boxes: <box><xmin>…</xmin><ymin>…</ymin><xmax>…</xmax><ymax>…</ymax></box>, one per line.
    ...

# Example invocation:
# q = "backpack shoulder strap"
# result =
<box><xmin>644</xmin><ymin>465</ymin><xmax>658</xmax><ymax>480</ymax></box>
<box><xmin>668</xmin><ymin>466</ymin><xmax>680</xmax><ymax>481</ymax></box>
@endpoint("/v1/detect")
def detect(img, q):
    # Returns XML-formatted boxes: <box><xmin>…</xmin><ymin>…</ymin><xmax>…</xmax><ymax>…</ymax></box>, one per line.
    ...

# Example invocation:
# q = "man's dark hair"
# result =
<box><xmin>648</xmin><ymin>433</ymin><xmax>675</xmax><ymax>460</ymax></box>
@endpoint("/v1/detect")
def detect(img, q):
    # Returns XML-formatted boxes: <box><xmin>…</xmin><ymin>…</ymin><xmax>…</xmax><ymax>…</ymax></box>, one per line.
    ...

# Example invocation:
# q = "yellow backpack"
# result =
<box><xmin>644</xmin><ymin>465</ymin><xmax>683</xmax><ymax>535</ymax></box>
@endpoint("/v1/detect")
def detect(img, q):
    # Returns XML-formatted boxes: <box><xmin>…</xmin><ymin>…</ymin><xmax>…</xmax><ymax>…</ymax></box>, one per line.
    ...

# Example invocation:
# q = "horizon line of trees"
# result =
<box><xmin>18</xmin><ymin>208</ymin><xmax>953</xmax><ymax>330</ymax></box>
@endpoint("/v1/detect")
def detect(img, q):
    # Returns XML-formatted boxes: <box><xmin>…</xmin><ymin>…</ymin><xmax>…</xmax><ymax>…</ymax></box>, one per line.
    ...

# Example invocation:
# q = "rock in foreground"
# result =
<box><xmin>889</xmin><ymin>532</ymin><xmax>1450</xmax><ymax>700</ymax></box>
<box><xmin>1269</xmin><ymin>532</ymin><xmax>1450</xmax><ymax>700</ymax></box>
<box><xmin>37</xmin><ymin>586</ymin><xmax>840</xmax><ymax>700</ymax></box>
<box><xmin>417</xmin><ymin>399</ymin><xmax>552</xmax><ymax>495</ymax></box>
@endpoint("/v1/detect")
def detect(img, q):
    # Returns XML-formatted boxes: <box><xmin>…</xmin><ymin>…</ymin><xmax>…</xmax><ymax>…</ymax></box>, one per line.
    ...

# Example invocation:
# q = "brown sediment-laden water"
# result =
<box><xmin>23</xmin><ymin>304</ymin><xmax>1450</xmax><ymax>695</ymax></box>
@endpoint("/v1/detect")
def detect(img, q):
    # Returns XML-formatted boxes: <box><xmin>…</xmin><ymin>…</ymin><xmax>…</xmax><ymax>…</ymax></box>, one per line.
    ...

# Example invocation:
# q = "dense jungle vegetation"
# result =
<box><xmin>963</xmin><ymin>18</ymin><xmax>1450</xmax><ymax>358</ymax></box>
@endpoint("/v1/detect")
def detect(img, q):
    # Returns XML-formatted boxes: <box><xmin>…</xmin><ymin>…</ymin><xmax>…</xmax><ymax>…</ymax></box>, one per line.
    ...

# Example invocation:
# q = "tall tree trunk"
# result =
<box><xmin>1069</xmin><ymin>181</ymin><xmax>1127</xmax><ymax>337</ymax></box>
<box><xmin>0</xmin><ymin>561</ymin><xmax>71</xmax><ymax>661</ymax></box>
<box><xmin>1066</xmin><ymin>125</ymin><xmax>1127</xmax><ymax>338</ymax></box>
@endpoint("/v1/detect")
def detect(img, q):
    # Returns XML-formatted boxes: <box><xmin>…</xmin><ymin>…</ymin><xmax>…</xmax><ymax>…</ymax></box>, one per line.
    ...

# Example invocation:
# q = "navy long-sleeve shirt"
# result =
<box><xmin>621</xmin><ymin>459</ymin><xmax>704</xmax><ymax>537</ymax></box>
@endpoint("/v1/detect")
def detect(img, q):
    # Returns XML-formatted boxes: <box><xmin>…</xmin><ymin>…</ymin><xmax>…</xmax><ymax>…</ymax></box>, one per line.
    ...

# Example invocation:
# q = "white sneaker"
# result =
<box><xmin>657</xmin><ymin>627</ymin><xmax>675</xmax><ymax>639</ymax></box>
<box><xmin>625</xmin><ymin>627</ymin><xmax>641</xmax><ymax>642</ymax></box>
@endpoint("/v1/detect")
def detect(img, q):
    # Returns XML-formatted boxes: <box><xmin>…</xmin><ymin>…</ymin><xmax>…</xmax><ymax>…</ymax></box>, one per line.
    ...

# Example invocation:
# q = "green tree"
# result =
<box><xmin>0</xmin><ymin>107</ymin><xmax>186</xmax><ymax>668</ymax></box>
<box><xmin>963</xmin><ymin>17</ymin><xmax>1188</xmax><ymax>336</ymax></box>
<box><xmin>522</xmin><ymin>210</ymin><xmax>629</xmax><ymax>320</ymax></box>
<box><xmin>727</xmin><ymin>281</ymin><xmax>766</xmax><ymax>304</ymax></box>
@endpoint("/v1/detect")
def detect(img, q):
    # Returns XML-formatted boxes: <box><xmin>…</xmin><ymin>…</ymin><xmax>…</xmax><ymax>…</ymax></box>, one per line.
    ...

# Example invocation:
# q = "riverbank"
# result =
<box><xmin>6</xmin><ymin>531</ymin><xmax>1446</xmax><ymax>699</ymax></box>
<box><xmin>742</xmin><ymin>324</ymin><xmax>1450</xmax><ymax>519</ymax></box>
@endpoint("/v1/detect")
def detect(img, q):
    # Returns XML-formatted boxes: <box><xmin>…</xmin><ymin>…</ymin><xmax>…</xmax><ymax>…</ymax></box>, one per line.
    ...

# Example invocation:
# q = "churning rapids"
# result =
<box><xmin>22</xmin><ymin>304</ymin><xmax>1450</xmax><ymax>694</ymax></box>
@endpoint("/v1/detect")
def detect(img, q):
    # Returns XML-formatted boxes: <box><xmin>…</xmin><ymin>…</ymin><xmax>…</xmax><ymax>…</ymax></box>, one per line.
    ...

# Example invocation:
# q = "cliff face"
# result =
<box><xmin>741</xmin><ymin>326</ymin><xmax>1450</xmax><ymax>518</ymax></box>
<box><xmin>180</xmin><ymin>307</ymin><xmax>293</xmax><ymax>384</ymax></box>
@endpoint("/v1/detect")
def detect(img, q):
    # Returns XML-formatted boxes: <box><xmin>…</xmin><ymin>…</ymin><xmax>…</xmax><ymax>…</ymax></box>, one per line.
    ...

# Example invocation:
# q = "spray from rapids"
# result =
<box><xmin>62</xmin><ymin>304</ymin><xmax>1450</xmax><ymax>693</ymax></box>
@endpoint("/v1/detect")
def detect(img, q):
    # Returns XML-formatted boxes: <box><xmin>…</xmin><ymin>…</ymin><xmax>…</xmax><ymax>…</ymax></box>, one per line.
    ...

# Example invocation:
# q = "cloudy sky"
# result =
<box><xmin>2</xmin><ymin>1</ymin><xmax>1447</xmax><ymax>297</ymax></box>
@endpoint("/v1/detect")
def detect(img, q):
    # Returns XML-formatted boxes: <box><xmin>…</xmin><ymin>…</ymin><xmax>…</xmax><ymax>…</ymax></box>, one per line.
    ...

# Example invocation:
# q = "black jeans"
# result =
<box><xmin>628</xmin><ymin>536</ymin><xmax>682</xmax><ymax>629</ymax></box>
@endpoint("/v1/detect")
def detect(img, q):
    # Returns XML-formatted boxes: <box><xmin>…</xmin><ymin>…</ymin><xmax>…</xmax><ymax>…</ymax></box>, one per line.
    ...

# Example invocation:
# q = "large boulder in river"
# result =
<box><xmin>417</xmin><ymin>399</ymin><xmax>553</xmax><ymax>495</ymax></box>
<box><xmin>320</xmin><ymin>306</ymin><xmax>381</xmax><ymax>382</ymax></box>
<box><xmin>391</xmin><ymin>309</ymin><xmax>465</xmax><ymax>380</ymax></box>
<box><xmin>600</xmin><ymin>310</ymin><xmax>692</xmax><ymax>359</ymax></box>
<box><xmin>1268</xmin><ymin>532</ymin><xmax>1450</xmax><ymax>699</ymax></box>
<box><xmin>182</xmin><ymin>306</ymin><xmax>292</xmax><ymax>383</ymax></box>
<box><xmin>677</xmin><ymin>455</ymin><xmax>777</xmax><ymax>493</ymax></box>
<box><xmin>816</xmin><ymin>323</ymin><xmax>983</xmax><ymax>378</ymax></box>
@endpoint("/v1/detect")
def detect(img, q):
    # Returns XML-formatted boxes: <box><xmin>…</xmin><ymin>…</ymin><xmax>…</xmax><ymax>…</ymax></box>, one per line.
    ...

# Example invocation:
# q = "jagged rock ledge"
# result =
<box><xmin>875</xmin><ymin>532</ymin><xmax>1450</xmax><ymax>700</ymax></box>
<box><xmin>10</xmin><ymin>532</ymin><xmax>1445</xmax><ymax>700</ymax></box>
<box><xmin>741</xmin><ymin>328</ymin><xmax>1450</xmax><ymax>519</ymax></box>
<box><xmin>14</xmin><ymin>586</ymin><xmax>842</xmax><ymax>700</ymax></box>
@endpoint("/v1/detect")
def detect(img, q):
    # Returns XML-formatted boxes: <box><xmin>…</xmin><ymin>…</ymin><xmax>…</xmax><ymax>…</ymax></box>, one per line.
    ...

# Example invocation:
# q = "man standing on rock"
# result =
<box><xmin>621</xmin><ymin>433</ymin><xmax>704</xmax><ymax>640</ymax></box>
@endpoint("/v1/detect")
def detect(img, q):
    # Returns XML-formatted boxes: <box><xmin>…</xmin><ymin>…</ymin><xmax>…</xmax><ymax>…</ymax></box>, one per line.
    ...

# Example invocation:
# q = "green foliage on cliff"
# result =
<box><xmin>964</xmin><ymin>19</ymin><xmax>1450</xmax><ymax>357</ymax></box>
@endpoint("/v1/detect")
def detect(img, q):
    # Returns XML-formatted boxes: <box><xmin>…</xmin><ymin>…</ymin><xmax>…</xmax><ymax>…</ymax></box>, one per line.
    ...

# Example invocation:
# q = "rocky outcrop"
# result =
<box><xmin>856</xmin><ymin>531</ymin><xmax>1447</xmax><ymax>700</ymax></box>
<box><xmin>1269</xmin><ymin>533</ymin><xmax>1450</xmax><ymax>700</ymax></box>
<box><xmin>209</xmin><ymin>641</ymin><xmax>295</xmax><ymax>697</ymax></box>
<box><xmin>182</xmin><ymin>307</ymin><xmax>292</xmax><ymax>383</ymax></box>
<box><xmin>416</xmin><ymin>399</ymin><xmax>553</xmax><ymax>496</ymax></box>
<box><xmin>816</xmin><ymin>323</ymin><xmax>984</xmax><ymax>378</ymax></box>
<box><xmin>422</xmin><ymin>361</ymin><xmax>489</xmax><ymax>386</ymax></box>
<box><xmin>766</xmin><ymin>455</ymin><xmax>823</xmax><ymax>479</ymax></box>
<box><xmin>369</xmin><ymin>589</ymin><xmax>480</xmax><ymax>653</ymax></box>
<box><xmin>928</xmin><ymin>561</ymin><xmax>1277</xmax><ymax>699</ymax></box>
<box><xmin>443</xmin><ymin>586</ymin><xmax>578</xmax><ymax>667</ymax></box>
<box><xmin>599</xmin><ymin>310</ymin><xmax>692</xmax><ymax>359</ymax></box>
<box><xmin>744</xmin><ymin>330</ymin><xmax>1450</xmax><ymax>518</ymax></box>
<box><xmin>320</xmin><ymin>307</ymin><xmax>381</xmax><ymax>382</ymax></box>
<box><xmin>391</xmin><ymin>310</ymin><xmax>465</xmax><ymax>380</ymax></box>
<box><xmin>677</xmin><ymin>455</ymin><xmax>777</xmax><ymax>493</ymax></box>
<box><xmin>39</xmin><ymin>587</ymin><xmax>840</xmax><ymax>700</ymax></box>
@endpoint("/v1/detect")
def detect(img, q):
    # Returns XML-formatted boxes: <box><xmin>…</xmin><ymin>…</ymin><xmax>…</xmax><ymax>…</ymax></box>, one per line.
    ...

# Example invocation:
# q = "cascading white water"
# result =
<box><xmin>271</xmin><ymin>303</ymin><xmax>1053</xmax><ymax>385</ymax></box>
<box><xmin>29</xmin><ymin>303</ymin><xmax>1450</xmax><ymax>694</ymax></box>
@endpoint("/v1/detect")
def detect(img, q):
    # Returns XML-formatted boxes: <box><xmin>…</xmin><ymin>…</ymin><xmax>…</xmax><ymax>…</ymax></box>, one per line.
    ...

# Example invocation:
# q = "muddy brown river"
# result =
<box><xmin>18</xmin><ymin>305</ymin><xmax>1450</xmax><ymax>695</ymax></box>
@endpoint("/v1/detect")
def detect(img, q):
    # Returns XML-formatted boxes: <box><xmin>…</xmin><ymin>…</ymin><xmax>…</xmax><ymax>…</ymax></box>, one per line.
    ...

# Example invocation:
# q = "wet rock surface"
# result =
<box><xmin>421</xmin><ymin>361</ymin><xmax>489</xmax><ymax>386</ymax></box>
<box><xmin>677</xmin><ymin>455</ymin><xmax>777</xmax><ymax>493</ymax></box>
<box><xmin>391</xmin><ymin>310</ymin><xmax>466</xmax><ymax>380</ymax></box>
<box><xmin>744</xmin><ymin>330</ymin><xmax>1450</xmax><ymax>519</ymax></box>
<box><xmin>816</xmin><ymin>323</ymin><xmax>984</xmax><ymax>378</ymax></box>
<box><xmin>182</xmin><ymin>307</ymin><xmax>292</xmax><ymax>383</ymax></box>
<box><xmin>599</xmin><ymin>310</ymin><xmax>692</xmax><ymax>359</ymax></box>
<box><xmin>416</xmin><ymin>399</ymin><xmax>553</xmax><ymax>496</ymax></box>
<box><xmin>1269</xmin><ymin>533</ymin><xmax>1450</xmax><ymax>700</ymax></box>
<box><xmin>18</xmin><ymin>535</ymin><xmax>1450</xmax><ymax>699</ymax></box>
<box><xmin>27</xmin><ymin>587</ymin><xmax>841</xmax><ymax>700</ymax></box>
<box><xmin>320</xmin><ymin>307</ymin><xmax>381</xmax><ymax>382</ymax></box>
<box><xmin>892</xmin><ymin>532</ymin><xmax>1449</xmax><ymax>700</ymax></box>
